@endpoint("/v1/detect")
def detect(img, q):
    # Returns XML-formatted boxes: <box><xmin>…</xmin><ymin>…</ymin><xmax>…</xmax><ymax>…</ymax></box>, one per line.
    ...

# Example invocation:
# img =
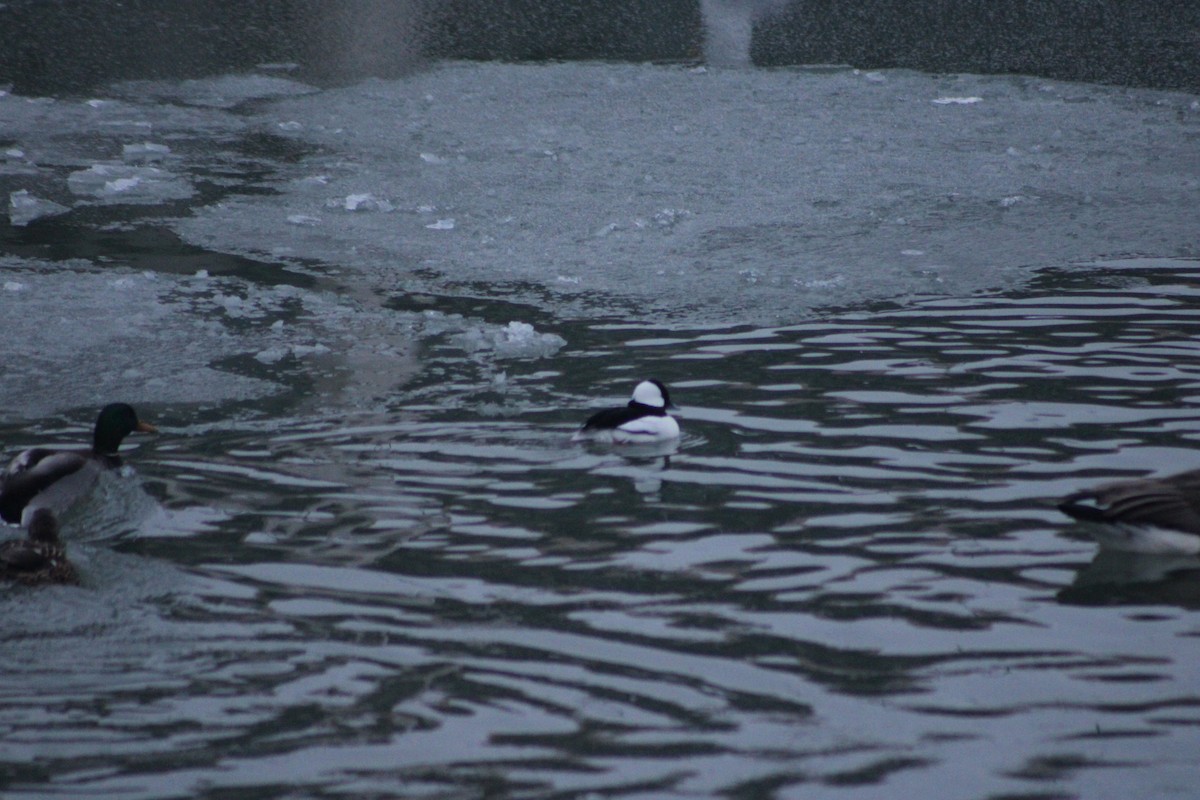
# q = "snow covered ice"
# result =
<box><xmin>170</xmin><ymin>63</ymin><xmax>1198</xmax><ymax>325</ymax></box>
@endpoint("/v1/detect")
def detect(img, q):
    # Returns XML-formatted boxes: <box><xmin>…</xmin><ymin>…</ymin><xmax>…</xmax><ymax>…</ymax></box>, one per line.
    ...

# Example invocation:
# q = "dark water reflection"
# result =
<box><xmin>4</xmin><ymin>259</ymin><xmax>1200</xmax><ymax>798</ymax></box>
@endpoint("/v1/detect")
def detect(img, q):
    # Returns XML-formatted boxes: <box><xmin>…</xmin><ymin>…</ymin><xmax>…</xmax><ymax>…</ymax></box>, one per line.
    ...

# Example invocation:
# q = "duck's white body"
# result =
<box><xmin>573</xmin><ymin>380</ymin><xmax>681</xmax><ymax>444</ymax></box>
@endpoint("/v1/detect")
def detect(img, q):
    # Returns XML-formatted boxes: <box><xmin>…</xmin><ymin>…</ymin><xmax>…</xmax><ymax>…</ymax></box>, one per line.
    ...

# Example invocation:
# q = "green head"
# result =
<box><xmin>92</xmin><ymin>403</ymin><xmax>157</xmax><ymax>455</ymax></box>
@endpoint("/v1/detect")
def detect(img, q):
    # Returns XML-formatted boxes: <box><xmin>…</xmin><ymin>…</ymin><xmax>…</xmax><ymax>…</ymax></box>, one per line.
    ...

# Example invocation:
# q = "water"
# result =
<box><xmin>2</xmin><ymin>259</ymin><xmax>1200</xmax><ymax>798</ymax></box>
<box><xmin>1</xmin><ymin>59</ymin><xmax>1199</xmax><ymax>799</ymax></box>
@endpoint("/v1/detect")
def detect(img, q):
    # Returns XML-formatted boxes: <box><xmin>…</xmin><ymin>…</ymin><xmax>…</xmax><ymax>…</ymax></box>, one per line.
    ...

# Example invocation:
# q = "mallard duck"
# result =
<box><xmin>573</xmin><ymin>379</ymin><xmax>681</xmax><ymax>444</ymax></box>
<box><xmin>1059</xmin><ymin>469</ymin><xmax>1200</xmax><ymax>554</ymax></box>
<box><xmin>0</xmin><ymin>403</ymin><xmax>157</xmax><ymax>527</ymax></box>
<box><xmin>0</xmin><ymin>508</ymin><xmax>78</xmax><ymax>586</ymax></box>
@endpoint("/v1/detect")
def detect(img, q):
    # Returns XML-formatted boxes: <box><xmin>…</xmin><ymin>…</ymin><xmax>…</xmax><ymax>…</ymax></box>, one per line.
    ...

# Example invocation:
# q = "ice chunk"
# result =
<box><xmin>122</xmin><ymin>142</ymin><xmax>172</xmax><ymax>162</ymax></box>
<box><xmin>254</xmin><ymin>342</ymin><xmax>330</xmax><ymax>363</ymax></box>
<box><xmin>67</xmin><ymin>164</ymin><xmax>194</xmax><ymax>204</ymax></box>
<box><xmin>451</xmin><ymin>321</ymin><xmax>566</xmax><ymax>359</ymax></box>
<box><xmin>254</xmin><ymin>346</ymin><xmax>290</xmax><ymax>364</ymax></box>
<box><xmin>425</xmin><ymin>218</ymin><xmax>455</xmax><ymax>230</ymax></box>
<box><xmin>932</xmin><ymin>96</ymin><xmax>983</xmax><ymax>105</ymax></box>
<box><xmin>331</xmin><ymin>193</ymin><xmax>393</xmax><ymax>212</ymax></box>
<box><xmin>9</xmin><ymin>189</ymin><xmax>70</xmax><ymax>226</ymax></box>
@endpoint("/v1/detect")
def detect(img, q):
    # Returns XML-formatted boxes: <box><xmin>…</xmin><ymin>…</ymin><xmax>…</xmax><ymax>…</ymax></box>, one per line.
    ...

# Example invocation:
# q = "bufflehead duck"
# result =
<box><xmin>1059</xmin><ymin>468</ymin><xmax>1200</xmax><ymax>554</ymax></box>
<box><xmin>0</xmin><ymin>508</ymin><xmax>78</xmax><ymax>586</ymax></box>
<box><xmin>573</xmin><ymin>380</ymin><xmax>680</xmax><ymax>444</ymax></box>
<box><xmin>0</xmin><ymin>403</ymin><xmax>156</xmax><ymax>527</ymax></box>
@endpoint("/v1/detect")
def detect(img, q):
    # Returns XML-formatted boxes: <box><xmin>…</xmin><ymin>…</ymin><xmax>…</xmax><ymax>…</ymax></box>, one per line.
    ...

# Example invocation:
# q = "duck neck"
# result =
<box><xmin>629</xmin><ymin>401</ymin><xmax>666</xmax><ymax>417</ymax></box>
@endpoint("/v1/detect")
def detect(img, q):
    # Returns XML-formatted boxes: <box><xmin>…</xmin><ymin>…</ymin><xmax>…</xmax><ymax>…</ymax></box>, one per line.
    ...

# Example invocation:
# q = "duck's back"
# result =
<box><xmin>0</xmin><ymin>449</ymin><xmax>98</xmax><ymax>525</ymax></box>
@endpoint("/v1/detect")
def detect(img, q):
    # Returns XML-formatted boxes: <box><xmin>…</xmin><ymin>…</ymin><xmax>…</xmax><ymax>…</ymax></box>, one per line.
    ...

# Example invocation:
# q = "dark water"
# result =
<box><xmin>4</xmin><ymin>257</ymin><xmax>1200</xmax><ymax>798</ymax></box>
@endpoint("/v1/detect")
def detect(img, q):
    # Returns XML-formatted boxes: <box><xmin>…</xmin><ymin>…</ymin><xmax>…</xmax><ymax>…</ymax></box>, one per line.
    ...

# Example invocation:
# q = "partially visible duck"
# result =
<box><xmin>1059</xmin><ymin>469</ymin><xmax>1200</xmax><ymax>554</ymax></box>
<box><xmin>573</xmin><ymin>379</ymin><xmax>680</xmax><ymax>444</ymax></box>
<box><xmin>0</xmin><ymin>508</ymin><xmax>78</xmax><ymax>586</ymax></box>
<box><xmin>0</xmin><ymin>403</ymin><xmax>156</xmax><ymax>527</ymax></box>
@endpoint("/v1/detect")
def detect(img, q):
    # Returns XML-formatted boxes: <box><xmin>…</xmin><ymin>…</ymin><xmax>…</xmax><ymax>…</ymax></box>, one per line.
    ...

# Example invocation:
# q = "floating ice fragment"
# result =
<box><xmin>426</xmin><ymin>218</ymin><xmax>455</xmax><ymax>230</ymax></box>
<box><xmin>67</xmin><ymin>164</ymin><xmax>194</xmax><ymax>204</ymax></box>
<box><xmin>556</xmin><ymin>275</ymin><xmax>581</xmax><ymax>284</ymax></box>
<box><xmin>4</xmin><ymin>281</ymin><xmax>25</xmax><ymax>292</ymax></box>
<box><xmin>194</xmin><ymin>269</ymin><xmax>209</xmax><ymax>278</ymax></box>
<box><xmin>85</xmin><ymin>99</ymin><xmax>107</xmax><ymax>108</ymax></box>
<box><xmin>335</xmin><ymin>193</ymin><xmax>393</xmax><ymax>212</ymax></box>
<box><xmin>900</xmin><ymin>249</ymin><xmax>925</xmax><ymax>256</ymax></box>
<box><xmin>105</xmin><ymin>177</ymin><xmax>141</xmax><ymax>193</ymax></box>
<box><xmin>5</xmin><ymin>148</ymin><xmax>25</xmax><ymax>159</ymax></box>
<box><xmin>419</xmin><ymin>152</ymin><xmax>447</xmax><ymax>164</ymax></box>
<box><xmin>122</xmin><ymin>142</ymin><xmax>171</xmax><ymax>162</ymax></box>
<box><xmin>254</xmin><ymin>346</ymin><xmax>289</xmax><ymax>364</ymax></box>
<box><xmin>9</xmin><ymin>189</ymin><xmax>70</xmax><ymax>226</ymax></box>
<box><xmin>287</xmin><ymin>214</ymin><xmax>321</xmax><ymax>226</ymax></box>
<box><xmin>451</xmin><ymin>321</ymin><xmax>565</xmax><ymax>359</ymax></box>
<box><xmin>999</xmin><ymin>195</ymin><xmax>1027</xmax><ymax>208</ymax></box>
<box><xmin>278</xmin><ymin>121</ymin><xmax>303</xmax><ymax>131</ymax></box>
<box><xmin>254</xmin><ymin>343</ymin><xmax>329</xmax><ymax>363</ymax></box>
<box><xmin>932</xmin><ymin>96</ymin><xmax>982</xmax><ymax>105</ymax></box>
<box><xmin>798</xmin><ymin>276</ymin><xmax>846</xmax><ymax>289</ymax></box>
<box><xmin>654</xmin><ymin>208</ymin><xmax>691</xmax><ymax>228</ymax></box>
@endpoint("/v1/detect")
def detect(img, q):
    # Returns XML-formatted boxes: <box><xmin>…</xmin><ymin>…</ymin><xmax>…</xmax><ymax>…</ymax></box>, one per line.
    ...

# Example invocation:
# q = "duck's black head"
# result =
<box><xmin>93</xmin><ymin>403</ymin><xmax>157</xmax><ymax>456</ymax></box>
<box><xmin>27</xmin><ymin>508</ymin><xmax>60</xmax><ymax>544</ymax></box>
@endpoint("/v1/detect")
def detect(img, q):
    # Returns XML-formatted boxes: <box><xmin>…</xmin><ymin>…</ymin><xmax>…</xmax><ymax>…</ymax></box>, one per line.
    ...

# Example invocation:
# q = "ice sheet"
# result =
<box><xmin>168</xmin><ymin>63</ymin><xmax>1198</xmax><ymax>325</ymax></box>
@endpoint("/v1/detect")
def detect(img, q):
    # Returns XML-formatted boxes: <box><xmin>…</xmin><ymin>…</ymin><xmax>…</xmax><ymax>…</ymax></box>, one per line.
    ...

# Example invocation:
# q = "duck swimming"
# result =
<box><xmin>1059</xmin><ymin>468</ymin><xmax>1200</xmax><ymax>554</ymax></box>
<box><xmin>0</xmin><ymin>508</ymin><xmax>78</xmax><ymax>586</ymax></box>
<box><xmin>0</xmin><ymin>403</ymin><xmax>156</xmax><ymax>527</ymax></box>
<box><xmin>573</xmin><ymin>379</ymin><xmax>680</xmax><ymax>444</ymax></box>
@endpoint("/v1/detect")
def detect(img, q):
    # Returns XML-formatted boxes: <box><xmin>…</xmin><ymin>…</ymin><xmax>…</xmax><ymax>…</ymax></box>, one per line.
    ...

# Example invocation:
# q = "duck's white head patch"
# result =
<box><xmin>631</xmin><ymin>380</ymin><xmax>668</xmax><ymax>408</ymax></box>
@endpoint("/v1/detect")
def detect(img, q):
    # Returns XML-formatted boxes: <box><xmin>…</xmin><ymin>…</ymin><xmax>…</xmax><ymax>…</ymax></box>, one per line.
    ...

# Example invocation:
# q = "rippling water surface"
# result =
<box><xmin>4</xmin><ymin>258</ymin><xmax>1200</xmax><ymax>798</ymax></box>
